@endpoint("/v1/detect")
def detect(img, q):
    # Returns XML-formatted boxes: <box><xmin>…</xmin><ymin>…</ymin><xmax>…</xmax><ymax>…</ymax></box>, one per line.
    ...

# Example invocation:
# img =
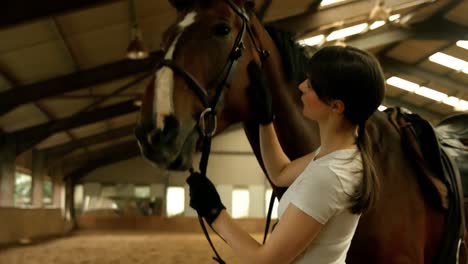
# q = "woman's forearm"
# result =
<box><xmin>212</xmin><ymin>210</ymin><xmax>272</xmax><ymax>264</ymax></box>
<box><xmin>259</xmin><ymin>124</ymin><xmax>291</xmax><ymax>186</ymax></box>
<box><xmin>259</xmin><ymin>124</ymin><xmax>317</xmax><ymax>187</ymax></box>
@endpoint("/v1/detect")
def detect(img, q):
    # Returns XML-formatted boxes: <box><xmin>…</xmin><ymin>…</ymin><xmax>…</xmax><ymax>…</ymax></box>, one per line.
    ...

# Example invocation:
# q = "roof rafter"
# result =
<box><xmin>63</xmin><ymin>140</ymin><xmax>140</xmax><ymax>182</ymax></box>
<box><xmin>270</xmin><ymin>0</ymin><xmax>415</xmax><ymax>37</ymax></box>
<box><xmin>44</xmin><ymin>124</ymin><xmax>135</xmax><ymax>159</ymax></box>
<box><xmin>1</xmin><ymin>0</ymin><xmax>123</xmax><ymax>29</ymax></box>
<box><xmin>0</xmin><ymin>51</ymin><xmax>162</xmax><ymax>116</ymax></box>
<box><xmin>379</xmin><ymin>56</ymin><xmax>468</xmax><ymax>94</ymax></box>
<box><xmin>11</xmin><ymin>100</ymin><xmax>139</xmax><ymax>156</ymax></box>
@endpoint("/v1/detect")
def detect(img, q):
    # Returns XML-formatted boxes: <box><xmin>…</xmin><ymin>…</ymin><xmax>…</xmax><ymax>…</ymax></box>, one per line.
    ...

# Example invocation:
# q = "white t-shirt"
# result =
<box><xmin>277</xmin><ymin>148</ymin><xmax>363</xmax><ymax>264</ymax></box>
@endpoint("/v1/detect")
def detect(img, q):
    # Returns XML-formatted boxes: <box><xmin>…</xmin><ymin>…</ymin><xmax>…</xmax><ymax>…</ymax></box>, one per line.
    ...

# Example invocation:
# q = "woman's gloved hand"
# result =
<box><xmin>186</xmin><ymin>171</ymin><xmax>226</xmax><ymax>225</ymax></box>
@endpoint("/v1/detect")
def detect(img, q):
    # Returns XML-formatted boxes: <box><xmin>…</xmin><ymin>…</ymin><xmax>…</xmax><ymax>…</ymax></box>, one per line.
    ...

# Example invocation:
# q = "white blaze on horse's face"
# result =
<box><xmin>154</xmin><ymin>12</ymin><xmax>197</xmax><ymax>129</ymax></box>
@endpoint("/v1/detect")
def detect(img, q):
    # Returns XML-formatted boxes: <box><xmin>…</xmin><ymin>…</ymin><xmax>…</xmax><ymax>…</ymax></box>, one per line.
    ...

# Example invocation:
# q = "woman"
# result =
<box><xmin>187</xmin><ymin>45</ymin><xmax>386</xmax><ymax>264</ymax></box>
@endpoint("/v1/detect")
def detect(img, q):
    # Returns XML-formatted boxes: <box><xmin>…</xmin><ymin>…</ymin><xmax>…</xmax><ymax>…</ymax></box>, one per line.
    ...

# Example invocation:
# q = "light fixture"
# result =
<box><xmin>378</xmin><ymin>105</ymin><xmax>388</xmax><ymax>111</ymax></box>
<box><xmin>369</xmin><ymin>20</ymin><xmax>386</xmax><ymax>30</ymax></box>
<box><xmin>456</xmin><ymin>100</ymin><xmax>468</xmax><ymax>111</ymax></box>
<box><xmin>127</xmin><ymin>0</ymin><xmax>149</xmax><ymax>60</ymax></box>
<box><xmin>326</xmin><ymin>23</ymin><xmax>369</xmax><ymax>41</ymax></box>
<box><xmin>389</xmin><ymin>14</ymin><xmax>401</xmax><ymax>21</ymax></box>
<box><xmin>386</xmin><ymin>76</ymin><xmax>419</xmax><ymax>92</ymax></box>
<box><xmin>415</xmin><ymin>86</ymin><xmax>448</xmax><ymax>102</ymax></box>
<box><xmin>457</xmin><ymin>40</ymin><xmax>468</xmax><ymax>50</ymax></box>
<box><xmin>320</xmin><ymin>0</ymin><xmax>347</xmax><ymax>8</ymax></box>
<box><xmin>429</xmin><ymin>52</ymin><xmax>468</xmax><ymax>72</ymax></box>
<box><xmin>387</xmin><ymin>76</ymin><xmax>468</xmax><ymax>111</ymax></box>
<box><xmin>298</xmin><ymin>35</ymin><xmax>325</xmax><ymax>47</ymax></box>
<box><xmin>444</xmin><ymin>97</ymin><xmax>468</xmax><ymax>111</ymax></box>
<box><xmin>443</xmin><ymin>96</ymin><xmax>460</xmax><ymax>108</ymax></box>
<box><xmin>133</xmin><ymin>99</ymin><xmax>142</xmax><ymax>107</ymax></box>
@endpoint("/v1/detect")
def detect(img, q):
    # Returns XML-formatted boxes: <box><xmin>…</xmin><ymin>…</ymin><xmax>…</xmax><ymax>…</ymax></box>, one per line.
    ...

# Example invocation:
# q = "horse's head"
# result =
<box><xmin>135</xmin><ymin>0</ymin><xmax>268</xmax><ymax>170</ymax></box>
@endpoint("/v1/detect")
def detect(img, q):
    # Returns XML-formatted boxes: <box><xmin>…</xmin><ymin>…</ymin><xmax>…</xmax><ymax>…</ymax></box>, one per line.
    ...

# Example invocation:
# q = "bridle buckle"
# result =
<box><xmin>199</xmin><ymin>108</ymin><xmax>217</xmax><ymax>137</ymax></box>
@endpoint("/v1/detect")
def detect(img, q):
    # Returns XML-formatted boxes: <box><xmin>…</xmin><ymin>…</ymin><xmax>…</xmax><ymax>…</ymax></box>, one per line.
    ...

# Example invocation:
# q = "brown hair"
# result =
<box><xmin>307</xmin><ymin>45</ymin><xmax>385</xmax><ymax>213</ymax></box>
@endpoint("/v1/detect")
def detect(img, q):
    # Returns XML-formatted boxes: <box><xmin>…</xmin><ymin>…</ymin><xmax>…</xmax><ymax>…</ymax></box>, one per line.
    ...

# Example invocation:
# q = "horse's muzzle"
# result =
<box><xmin>134</xmin><ymin>115</ymin><xmax>195</xmax><ymax>170</ymax></box>
<box><xmin>135</xmin><ymin>116</ymin><xmax>180</xmax><ymax>164</ymax></box>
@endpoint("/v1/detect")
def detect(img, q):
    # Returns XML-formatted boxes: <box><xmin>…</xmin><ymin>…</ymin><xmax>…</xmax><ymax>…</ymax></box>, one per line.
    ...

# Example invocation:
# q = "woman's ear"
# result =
<box><xmin>331</xmin><ymin>99</ymin><xmax>346</xmax><ymax>114</ymax></box>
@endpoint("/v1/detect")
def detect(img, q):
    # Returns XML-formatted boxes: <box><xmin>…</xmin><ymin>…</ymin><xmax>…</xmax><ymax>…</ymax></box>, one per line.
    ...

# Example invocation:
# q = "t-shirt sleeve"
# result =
<box><xmin>290</xmin><ymin>164</ymin><xmax>345</xmax><ymax>225</ymax></box>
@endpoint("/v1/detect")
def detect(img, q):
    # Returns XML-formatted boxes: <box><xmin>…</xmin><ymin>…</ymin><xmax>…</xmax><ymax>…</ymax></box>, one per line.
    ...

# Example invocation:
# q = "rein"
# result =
<box><xmin>160</xmin><ymin>1</ymin><xmax>270</xmax><ymax>263</ymax></box>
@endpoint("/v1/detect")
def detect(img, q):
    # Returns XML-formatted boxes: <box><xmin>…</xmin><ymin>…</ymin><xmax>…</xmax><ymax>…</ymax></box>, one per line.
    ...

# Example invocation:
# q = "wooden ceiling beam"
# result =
<box><xmin>1</xmin><ymin>0</ymin><xmax>123</xmax><ymax>29</ymax></box>
<box><xmin>379</xmin><ymin>56</ymin><xmax>468</xmax><ymax>94</ymax></box>
<box><xmin>412</xmin><ymin>18</ymin><xmax>468</xmax><ymax>40</ymax></box>
<box><xmin>347</xmin><ymin>17</ymin><xmax>468</xmax><ymax>50</ymax></box>
<box><xmin>0</xmin><ymin>51</ymin><xmax>162</xmax><ymax>116</ymax></box>
<box><xmin>270</xmin><ymin>0</ymin><xmax>413</xmax><ymax>37</ymax></box>
<box><xmin>63</xmin><ymin>140</ymin><xmax>140</xmax><ymax>182</ymax></box>
<box><xmin>44</xmin><ymin>124</ymin><xmax>135</xmax><ymax>159</ymax></box>
<box><xmin>348</xmin><ymin>27</ymin><xmax>414</xmax><ymax>50</ymax></box>
<box><xmin>11</xmin><ymin>100</ymin><xmax>139</xmax><ymax>156</ymax></box>
<box><xmin>384</xmin><ymin>96</ymin><xmax>444</xmax><ymax>121</ymax></box>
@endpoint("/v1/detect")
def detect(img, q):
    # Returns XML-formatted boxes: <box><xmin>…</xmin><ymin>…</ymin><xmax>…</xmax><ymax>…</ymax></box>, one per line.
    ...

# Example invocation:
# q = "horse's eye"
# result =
<box><xmin>213</xmin><ymin>24</ymin><xmax>231</xmax><ymax>36</ymax></box>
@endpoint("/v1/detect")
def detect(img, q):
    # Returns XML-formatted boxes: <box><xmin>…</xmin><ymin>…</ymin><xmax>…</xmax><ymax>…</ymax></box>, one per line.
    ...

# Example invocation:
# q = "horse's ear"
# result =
<box><xmin>232</xmin><ymin>0</ymin><xmax>247</xmax><ymax>7</ymax></box>
<box><xmin>245</xmin><ymin>0</ymin><xmax>255</xmax><ymax>9</ymax></box>
<box><xmin>168</xmin><ymin>0</ymin><xmax>193</xmax><ymax>12</ymax></box>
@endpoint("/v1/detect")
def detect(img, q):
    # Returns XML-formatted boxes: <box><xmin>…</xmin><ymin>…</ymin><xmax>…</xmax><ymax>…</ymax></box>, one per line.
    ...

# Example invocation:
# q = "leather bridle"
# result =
<box><xmin>155</xmin><ymin>1</ymin><xmax>270</xmax><ymax>263</ymax></box>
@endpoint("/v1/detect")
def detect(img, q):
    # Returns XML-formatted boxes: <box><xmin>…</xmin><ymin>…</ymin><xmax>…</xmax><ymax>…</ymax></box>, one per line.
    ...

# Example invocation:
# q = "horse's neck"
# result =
<box><xmin>243</xmin><ymin>19</ymin><xmax>320</xmax><ymax>168</ymax></box>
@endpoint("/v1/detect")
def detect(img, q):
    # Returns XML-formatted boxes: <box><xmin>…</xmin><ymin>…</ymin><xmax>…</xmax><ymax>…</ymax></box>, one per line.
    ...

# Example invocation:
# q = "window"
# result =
<box><xmin>14</xmin><ymin>171</ymin><xmax>32</xmax><ymax>207</ymax></box>
<box><xmin>232</xmin><ymin>188</ymin><xmax>250</xmax><ymax>218</ymax></box>
<box><xmin>265</xmin><ymin>189</ymin><xmax>279</xmax><ymax>219</ymax></box>
<box><xmin>135</xmin><ymin>185</ymin><xmax>150</xmax><ymax>199</ymax></box>
<box><xmin>74</xmin><ymin>184</ymin><xmax>84</xmax><ymax>212</ymax></box>
<box><xmin>98</xmin><ymin>185</ymin><xmax>118</xmax><ymax>210</ymax></box>
<box><xmin>166</xmin><ymin>187</ymin><xmax>185</xmax><ymax>217</ymax></box>
<box><xmin>42</xmin><ymin>178</ymin><xmax>53</xmax><ymax>205</ymax></box>
<box><xmin>101</xmin><ymin>185</ymin><xmax>116</xmax><ymax>198</ymax></box>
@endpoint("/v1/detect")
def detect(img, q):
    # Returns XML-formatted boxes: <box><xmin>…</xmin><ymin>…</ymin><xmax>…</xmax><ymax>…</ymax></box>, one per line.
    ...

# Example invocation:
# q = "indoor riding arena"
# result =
<box><xmin>1</xmin><ymin>0</ymin><xmax>467</xmax><ymax>263</ymax></box>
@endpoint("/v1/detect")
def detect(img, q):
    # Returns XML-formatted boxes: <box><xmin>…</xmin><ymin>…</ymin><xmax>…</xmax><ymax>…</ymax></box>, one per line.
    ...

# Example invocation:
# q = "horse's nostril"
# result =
<box><xmin>135</xmin><ymin>121</ymin><xmax>155</xmax><ymax>141</ymax></box>
<box><xmin>148</xmin><ymin>128</ymin><xmax>163</xmax><ymax>146</ymax></box>
<box><xmin>135</xmin><ymin>125</ymin><xmax>149</xmax><ymax>143</ymax></box>
<box><xmin>137</xmin><ymin>115</ymin><xmax>180</xmax><ymax>146</ymax></box>
<box><xmin>164</xmin><ymin>115</ymin><xmax>180</xmax><ymax>132</ymax></box>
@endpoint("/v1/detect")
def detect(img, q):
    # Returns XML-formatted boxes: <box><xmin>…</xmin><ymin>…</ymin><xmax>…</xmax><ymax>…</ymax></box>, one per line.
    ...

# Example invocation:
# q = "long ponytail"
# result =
<box><xmin>350</xmin><ymin>122</ymin><xmax>380</xmax><ymax>214</ymax></box>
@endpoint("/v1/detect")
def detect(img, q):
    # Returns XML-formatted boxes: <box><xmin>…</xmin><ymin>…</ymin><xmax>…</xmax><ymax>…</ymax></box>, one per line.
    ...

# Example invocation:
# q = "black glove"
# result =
<box><xmin>247</xmin><ymin>61</ymin><xmax>274</xmax><ymax>125</ymax></box>
<box><xmin>186</xmin><ymin>171</ymin><xmax>226</xmax><ymax>225</ymax></box>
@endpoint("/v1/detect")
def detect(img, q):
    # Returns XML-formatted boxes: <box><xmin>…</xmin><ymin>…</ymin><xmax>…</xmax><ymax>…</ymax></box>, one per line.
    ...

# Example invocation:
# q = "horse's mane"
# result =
<box><xmin>265</xmin><ymin>26</ymin><xmax>309</xmax><ymax>84</ymax></box>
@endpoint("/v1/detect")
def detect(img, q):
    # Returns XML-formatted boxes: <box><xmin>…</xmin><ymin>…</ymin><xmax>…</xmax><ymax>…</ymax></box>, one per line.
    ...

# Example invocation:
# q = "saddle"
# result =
<box><xmin>386</xmin><ymin>107</ymin><xmax>450</xmax><ymax>210</ymax></box>
<box><xmin>385</xmin><ymin>107</ymin><xmax>466</xmax><ymax>264</ymax></box>
<box><xmin>436</xmin><ymin>113</ymin><xmax>468</xmax><ymax>197</ymax></box>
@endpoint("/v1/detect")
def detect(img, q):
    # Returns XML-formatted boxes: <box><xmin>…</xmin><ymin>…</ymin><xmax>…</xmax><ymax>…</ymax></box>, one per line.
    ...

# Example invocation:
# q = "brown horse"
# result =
<box><xmin>135</xmin><ymin>0</ymin><xmax>465</xmax><ymax>263</ymax></box>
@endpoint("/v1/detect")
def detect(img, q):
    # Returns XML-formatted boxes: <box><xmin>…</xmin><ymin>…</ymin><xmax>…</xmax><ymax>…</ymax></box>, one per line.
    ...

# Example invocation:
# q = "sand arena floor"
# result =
<box><xmin>0</xmin><ymin>231</ymin><xmax>263</xmax><ymax>264</ymax></box>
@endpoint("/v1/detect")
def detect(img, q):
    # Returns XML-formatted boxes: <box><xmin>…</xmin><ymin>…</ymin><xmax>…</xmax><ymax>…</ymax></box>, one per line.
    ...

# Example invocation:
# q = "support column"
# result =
<box><xmin>64</xmin><ymin>177</ymin><xmax>74</xmax><ymax>221</ymax></box>
<box><xmin>49</xmin><ymin>166</ymin><xmax>64</xmax><ymax>208</ymax></box>
<box><xmin>150</xmin><ymin>183</ymin><xmax>165</xmax><ymax>216</ymax></box>
<box><xmin>249</xmin><ymin>185</ymin><xmax>265</xmax><ymax>218</ymax></box>
<box><xmin>83</xmin><ymin>182</ymin><xmax>102</xmax><ymax>211</ymax></box>
<box><xmin>0</xmin><ymin>135</ymin><xmax>16</xmax><ymax>207</ymax></box>
<box><xmin>31</xmin><ymin>150</ymin><xmax>46</xmax><ymax>207</ymax></box>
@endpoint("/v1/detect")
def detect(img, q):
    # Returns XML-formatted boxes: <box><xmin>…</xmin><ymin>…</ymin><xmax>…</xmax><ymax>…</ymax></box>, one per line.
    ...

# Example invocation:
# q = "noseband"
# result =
<box><xmin>156</xmin><ymin>1</ymin><xmax>270</xmax><ymax>263</ymax></box>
